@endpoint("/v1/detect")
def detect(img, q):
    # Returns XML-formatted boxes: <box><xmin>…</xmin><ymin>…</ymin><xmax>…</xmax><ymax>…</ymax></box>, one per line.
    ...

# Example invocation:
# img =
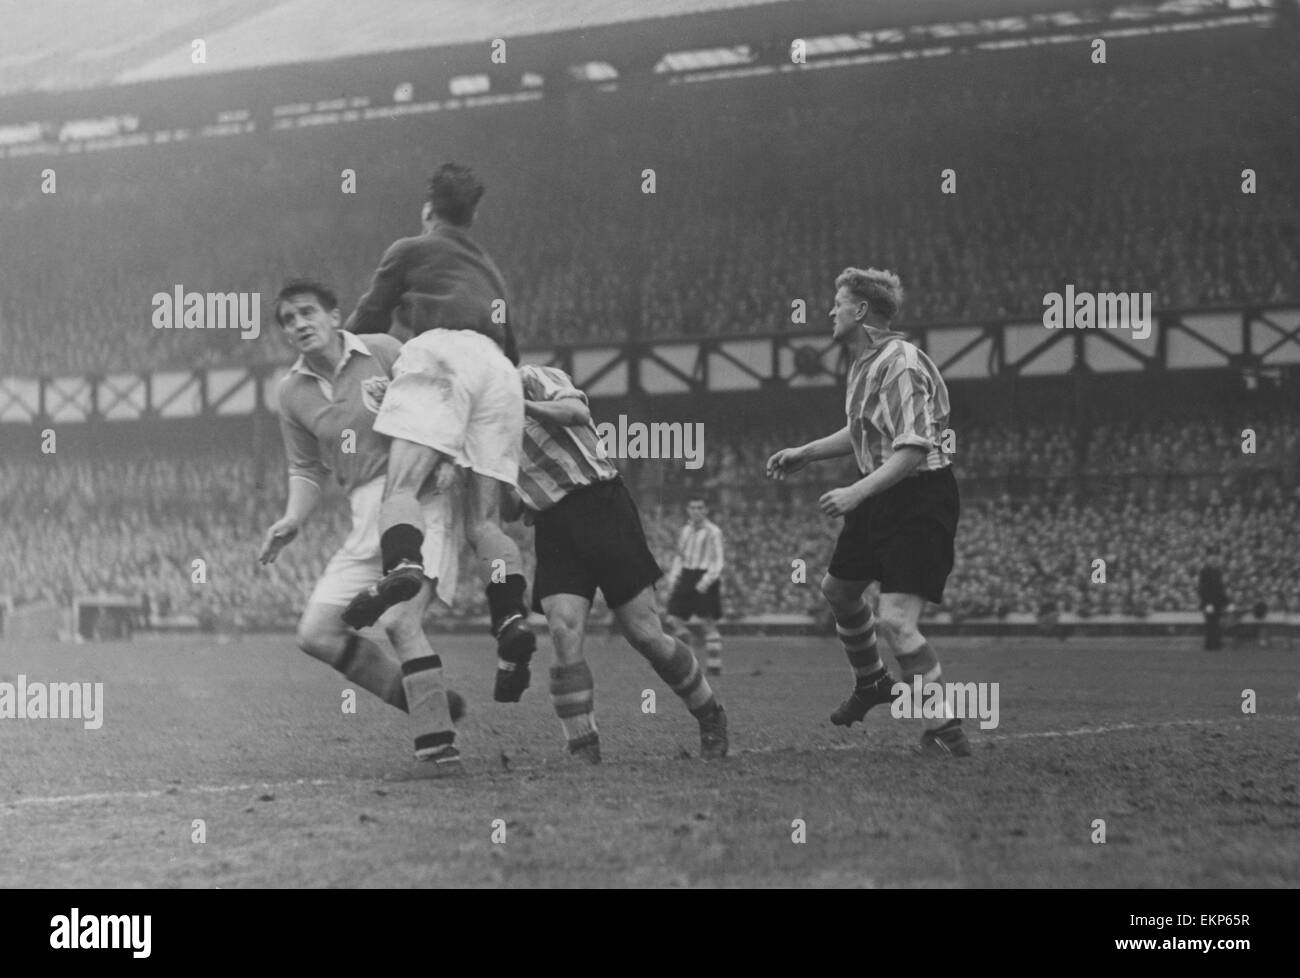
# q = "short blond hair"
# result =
<box><xmin>836</xmin><ymin>267</ymin><xmax>904</xmax><ymax>321</ymax></box>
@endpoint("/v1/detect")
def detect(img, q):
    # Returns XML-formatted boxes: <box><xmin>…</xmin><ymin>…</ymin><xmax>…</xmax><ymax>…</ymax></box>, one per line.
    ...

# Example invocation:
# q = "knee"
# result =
<box><xmin>819</xmin><ymin>574</ymin><xmax>858</xmax><ymax>611</ymax></box>
<box><xmin>548</xmin><ymin>612</ymin><xmax>585</xmax><ymax>653</ymax></box>
<box><xmin>670</xmin><ymin>617</ymin><xmax>700</xmax><ymax>639</ymax></box>
<box><xmin>622</xmin><ymin>611</ymin><xmax>665</xmax><ymax>654</ymax></box>
<box><xmin>384</xmin><ymin>447</ymin><xmax>434</xmax><ymax>496</ymax></box>
<box><xmin>876</xmin><ymin>608</ymin><xmax>918</xmax><ymax>647</ymax></box>
<box><xmin>296</xmin><ymin>623</ymin><xmax>343</xmax><ymax>665</ymax></box>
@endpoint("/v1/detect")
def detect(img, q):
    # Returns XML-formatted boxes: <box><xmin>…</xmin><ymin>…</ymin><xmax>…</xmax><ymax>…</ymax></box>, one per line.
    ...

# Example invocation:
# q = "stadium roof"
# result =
<box><xmin>4</xmin><ymin>0</ymin><xmax>1108</xmax><ymax>97</ymax></box>
<box><xmin>2</xmin><ymin>0</ymin><xmax>789</xmax><ymax>95</ymax></box>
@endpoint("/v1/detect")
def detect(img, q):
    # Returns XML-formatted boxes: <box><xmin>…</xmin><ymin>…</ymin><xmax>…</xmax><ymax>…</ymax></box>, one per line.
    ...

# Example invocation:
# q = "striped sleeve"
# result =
<box><xmin>877</xmin><ymin>353</ymin><xmax>937</xmax><ymax>453</ymax></box>
<box><xmin>523</xmin><ymin>365</ymin><xmax>587</xmax><ymax>405</ymax></box>
<box><xmin>516</xmin><ymin>364</ymin><xmax>618</xmax><ymax>510</ymax></box>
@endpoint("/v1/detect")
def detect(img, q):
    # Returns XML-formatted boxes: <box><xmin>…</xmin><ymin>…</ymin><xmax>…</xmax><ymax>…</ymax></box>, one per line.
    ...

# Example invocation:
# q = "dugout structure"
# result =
<box><xmin>71</xmin><ymin>593</ymin><xmax>142</xmax><ymax>642</ymax></box>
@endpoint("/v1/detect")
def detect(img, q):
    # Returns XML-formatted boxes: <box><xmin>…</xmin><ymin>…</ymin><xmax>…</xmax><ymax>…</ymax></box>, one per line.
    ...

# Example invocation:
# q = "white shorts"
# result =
<box><xmin>308</xmin><ymin>476</ymin><xmax>463</xmax><ymax>610</ymax></box>
<box><xmin>372</xmin><ymin>329</ymin><xmax>523</xmax><ymax>486</ymax></box>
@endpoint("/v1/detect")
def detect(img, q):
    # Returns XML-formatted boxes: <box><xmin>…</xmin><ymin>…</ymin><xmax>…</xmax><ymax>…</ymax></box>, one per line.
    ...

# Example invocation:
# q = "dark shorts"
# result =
<box><xmin>827</xmin><ymin>467</ymin><xmax>960</xmax><ymax>605</ymax></box>
<box><xmin>531</xmin><ymin>478</ymin><xmax>663</xmax><ymax>612</ymax></box>
<box><xmin>667</xmin><ymin>570</ymin><xmax>723</xmax><ymax>621</ymax></box>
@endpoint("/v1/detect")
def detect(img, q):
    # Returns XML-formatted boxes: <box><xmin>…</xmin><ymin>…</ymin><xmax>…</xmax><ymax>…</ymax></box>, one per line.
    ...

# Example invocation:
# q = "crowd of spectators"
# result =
<box><xmin>2</xmin><ymin>31</ymin><xmax>1297</xmax><ymax>376</ymax></box>
<box><xmin>3</xmin><ymin>404</ymin><xmax>1297</xmax><ymax>628</ymax></box>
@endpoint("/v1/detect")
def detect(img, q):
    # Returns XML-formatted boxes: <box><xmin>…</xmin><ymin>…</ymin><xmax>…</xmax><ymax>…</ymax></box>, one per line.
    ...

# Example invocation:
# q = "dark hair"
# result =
<box><xmin>274</xmin><ymin>278</ymin><xmax>339</xmax><ymax>324</ymax></box>
<box><xmin>687</xmin><ymin>496</ymin><xmax>709</xmax><ymax>509</ymax></box>
<box><xmin>427</xmin><ymin>163</ymin><xmax>485</xmax><ymax>227</ymax></box>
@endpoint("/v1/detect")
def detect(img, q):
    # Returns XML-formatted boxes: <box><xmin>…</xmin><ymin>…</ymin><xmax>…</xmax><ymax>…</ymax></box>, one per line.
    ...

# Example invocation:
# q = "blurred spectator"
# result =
<box><xmin>2</xmin><ymin>31</ymin><xmax>1297</xmax><ymax>375</ymax></box>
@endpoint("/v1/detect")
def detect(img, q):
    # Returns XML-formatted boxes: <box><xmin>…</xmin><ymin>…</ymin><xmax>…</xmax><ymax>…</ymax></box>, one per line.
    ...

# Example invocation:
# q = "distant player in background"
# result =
<box><xmin>508</xmin><ymin>365</ymin><xmax>727</xmax><ymax>762</ymax></box>
<box><xmin>663</xmin><ymin>498</ymin><xmax>726</xmax><ymax>676</ymax></box>
<box><xmin>260</xmin><ymin>279</ymin><xmax>465</xmax><ymax>778</ymax></box>
<box><xmin>767</xmin><ymin>267</ymin><xmax>968</xmax><ymax>757</ymax></box>
<box><xmin>1197</xmin><ymin>546</ymin><xmax>1231</xmax><ymax>651</ymax></box>
<box><xmin>340</xmin><ymin>163</ymin><xmax>537</xmax><ymax>704</ymax></box>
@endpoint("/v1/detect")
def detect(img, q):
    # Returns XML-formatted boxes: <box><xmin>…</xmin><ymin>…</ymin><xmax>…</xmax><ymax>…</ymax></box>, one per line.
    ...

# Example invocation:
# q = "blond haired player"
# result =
<box><xmin>767</xmin><ymin>268</ymin><xmax>968</xmax><ymax>757</ymax></box>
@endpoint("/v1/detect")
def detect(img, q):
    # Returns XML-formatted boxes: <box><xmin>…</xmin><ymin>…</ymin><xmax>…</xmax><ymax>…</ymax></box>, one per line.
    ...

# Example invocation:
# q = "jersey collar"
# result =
<box><xmin>289</xmin><ymin>330</ymin><xmax>373</xmax><ymax>383</ymax></box>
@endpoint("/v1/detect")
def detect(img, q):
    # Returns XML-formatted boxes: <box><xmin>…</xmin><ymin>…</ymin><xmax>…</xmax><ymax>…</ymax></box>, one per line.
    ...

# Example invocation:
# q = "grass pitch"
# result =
<box><xmin>2</xmin><ymin>632</ymin><xmax>1297</xmax><ymax>887</ymax></box>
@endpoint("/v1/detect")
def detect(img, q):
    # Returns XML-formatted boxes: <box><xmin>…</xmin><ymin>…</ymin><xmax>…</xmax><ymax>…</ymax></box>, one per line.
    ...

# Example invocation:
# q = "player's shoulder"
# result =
<box><xmin>380</xmin><ymin>233</ymin><xmax>432</xmax><ymax>261</ymax></box>
<box><xmin>878</xmin><ymin>335</ymin><xmax>935</xmax><ymax>377</ymax></box>
<box><xmin>706</xmin><ymin>519</ymin><xmax>724</xmax><ymax>535</ymax></box>
<box><xmin>276</xmin><ymin>362</ymin><xmax>306</xmax><ymax>407</ymax></box>
<box><xmin>355</xmin><ymin>331</ymin><xmax>402</xmax><ymax>363</ymax></box>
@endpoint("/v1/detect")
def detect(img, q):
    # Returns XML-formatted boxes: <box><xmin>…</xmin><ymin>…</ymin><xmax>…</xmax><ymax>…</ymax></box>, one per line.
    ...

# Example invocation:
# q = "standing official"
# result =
<box><xmin>1198</xmin><ymin>547</ymin><xmax>1231</xmax><ymax>651</ymax></box>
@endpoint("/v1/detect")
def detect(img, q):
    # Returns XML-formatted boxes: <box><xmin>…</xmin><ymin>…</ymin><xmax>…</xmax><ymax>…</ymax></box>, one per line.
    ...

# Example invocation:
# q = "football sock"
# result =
<box><xmin>832</xmin><ymin>599</ymin><xmax>883</xmax><ymax>680</ymax></box>
<box><xmin>379</xmin><ymin>495</ymin><xmax>425</xmax><ymax>573</ymax></box>
<box><xmin>704</xmin><ymin>627</ymin><xmax>722</xmax><ymax>668</ymax></box>
<box><xmin>550</xmin><ymin>661</ymin><xmax>597</xmax><ymax>741</ymax></box>
<box><xmin>651</xmin><ymin>638</ymin><xmax>717</xmax><ymax>716</ymax></box>
<box><xmin>486</xmin><ymin>573</ymin><xmax>528</xmax><ymax>637</ymax></box>
<box><xmin>400</xmin><ymin>655</ymin><xmax>455</xmax><ymax>758</ymax></box>
<box><xmin>895</xmin><ymin>640</ymin><xmax>951</xmax><ymax>731</ymax></box>
<box><xmin>337</xmin><ymin>634</ymin><xmax>408</xmax><ymax>712</ymax></box>
<box><xmin>689</xmin><ymin>624</ymin><xmax>706</xmax><ymax>661</ymax></box>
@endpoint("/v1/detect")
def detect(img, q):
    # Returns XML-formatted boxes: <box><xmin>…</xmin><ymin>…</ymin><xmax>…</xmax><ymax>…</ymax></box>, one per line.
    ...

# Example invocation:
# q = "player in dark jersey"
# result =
<box><xmin>340</xmin><ymin>164</ymin><xmax>536</xmax><ymax>704</ymax></box>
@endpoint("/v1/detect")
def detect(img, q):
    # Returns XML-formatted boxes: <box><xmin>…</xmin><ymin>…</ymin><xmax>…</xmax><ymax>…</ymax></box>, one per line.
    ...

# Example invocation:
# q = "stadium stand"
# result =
<box><xmin>3</xmin><ymin>401</ymin><xmax>1296</xmax><ymax>627</ymax></box>
<box><xmin>2</xmin><ymin>12</ymin><xmax>1297</xmax><ymax>636</ymax></box>
<box><xmin>1</xmin><ymin>30</ymin><xmax>1297</xmax><ymax>377</ymax></box>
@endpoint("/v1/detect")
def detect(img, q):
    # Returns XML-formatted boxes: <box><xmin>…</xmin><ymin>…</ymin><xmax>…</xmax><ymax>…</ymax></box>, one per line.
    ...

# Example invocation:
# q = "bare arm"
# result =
<box><xmin>766</xmin><ymin>425</ymin><xmax>852</xmax><ymax>480</ymax></box>
<box><xmin>818</xmin><ymin>446</ymin><xmax>926</xmax><ymax>518</ymax></box>
<box><xmin>261</xmin><ymin>404</ymin><xmax>327</xmax><ymax>564</ymax></box>
<box><xmin>801</xmin><ymin>425</ymin><xmax>854</xmax><ymax>463</ymax></box>
<box><xmin>852</xmin><ymin>445</ymin><xmax>925</xmax><ymax>498</ymax></box>
<box><xmin>259</xmin><ymin>477</ymin><xmax>321</xmax><ymax>564</ymax></box>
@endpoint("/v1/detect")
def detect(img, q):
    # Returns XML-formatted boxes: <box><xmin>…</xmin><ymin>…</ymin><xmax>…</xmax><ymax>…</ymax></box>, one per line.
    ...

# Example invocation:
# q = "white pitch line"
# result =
<box><xmin>2</xmin><ymin>777</ymin><xmax>345</xmax><ymax>811</ymax></box>
<box><xmin>731</xmin><ymin>714</ymin><xmax>1300</xmax><ymax>755</ymax></box>
<box><xmin>984</xmin><ymin>714</ymin><xmax>1300</xmax><ymax>742</ymax></box>
<box><xmin>3</xmin><ymin>715</ymin><xmax>1296</xmax><ymax>812</ymax></box>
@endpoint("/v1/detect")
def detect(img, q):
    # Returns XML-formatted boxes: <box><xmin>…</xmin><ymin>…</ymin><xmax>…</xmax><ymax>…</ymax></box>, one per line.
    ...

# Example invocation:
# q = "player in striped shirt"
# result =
<box><xmin>767</xmin><ymin>267</ymin><xmax>969</xmax><ymax>758</ymax></box>
<box><xmin>259</xmin><ymin>279</ymin><xmax>466</xmax><ymax>778</ymax></box>
<box><xmin>505</xmin><ymin>364</ymin><xmax>728</xmax><ymax>762</ymax></box>
<box><xmin>664</xmin><ymin>500</ymin><xmax>726</xmax><ymax>676</ymax></box>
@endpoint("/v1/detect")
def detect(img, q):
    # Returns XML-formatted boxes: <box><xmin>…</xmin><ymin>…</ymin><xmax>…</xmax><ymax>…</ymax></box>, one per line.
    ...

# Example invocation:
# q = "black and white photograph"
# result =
<box><xmin>1</xmin><ymin>0</ymin><xmax>1297</xmax><ymax>919</ymax></box>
